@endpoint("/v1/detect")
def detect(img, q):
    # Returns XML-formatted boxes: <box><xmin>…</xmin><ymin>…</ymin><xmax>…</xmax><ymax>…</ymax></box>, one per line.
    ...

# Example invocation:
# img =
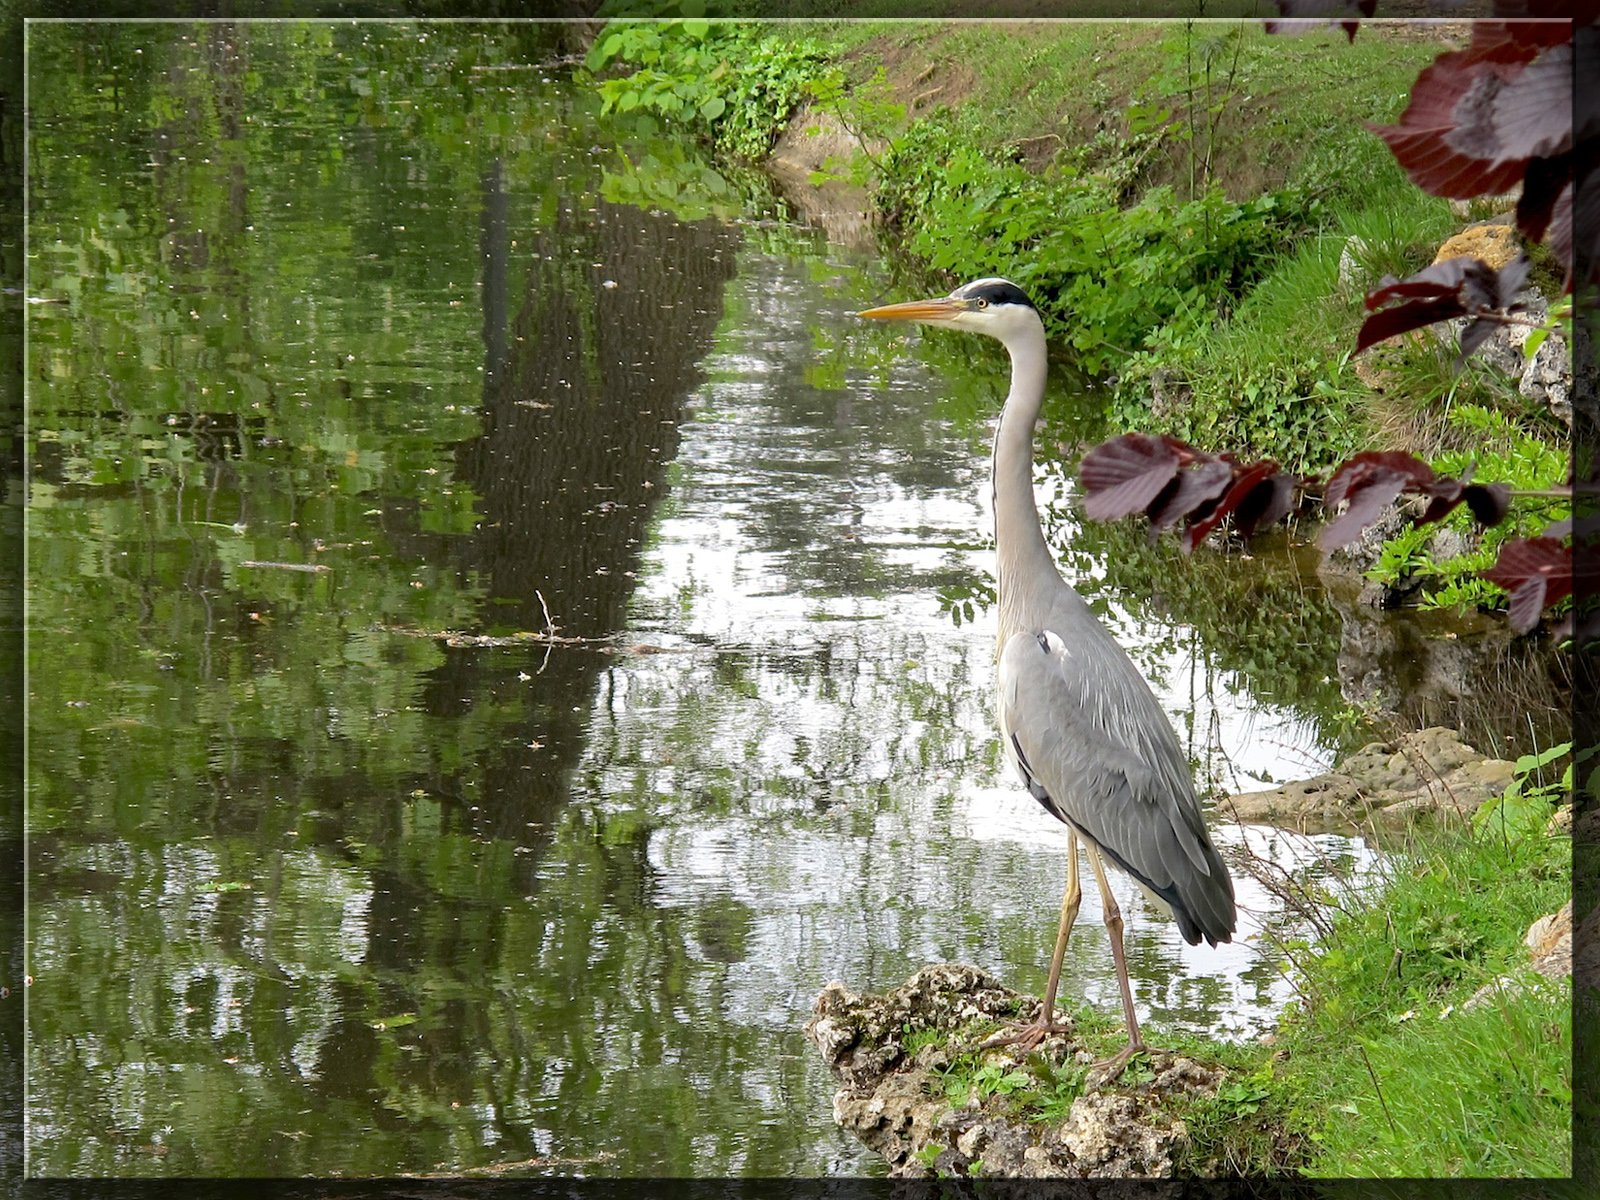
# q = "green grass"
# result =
<box><xmin>1303</xmin><ymin>985</ymin><xmax>1571</xmax><ymax>1177</ymax></box>
<box><xmin>1273</xmin><ymin>812</ymin><xmax>1572</xmax><ymax>1177</ymax></box>
<box><xmin>807</xmin><ymin>20</ymin><xmax>1444</xmax><ymax>202</ymax></box>
<box><xmin>1114</xmin><ymin>169</ymin><xmax>1455</xmax><ymax>468</ymax></box>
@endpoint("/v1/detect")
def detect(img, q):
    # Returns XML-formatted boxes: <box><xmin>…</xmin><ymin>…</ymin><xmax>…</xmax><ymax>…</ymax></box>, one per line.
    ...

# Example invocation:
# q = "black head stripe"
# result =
<box><xmin>953</xmin><ymin>278</ymin><xmax>1036</xmax><ymax>310</ymax></box>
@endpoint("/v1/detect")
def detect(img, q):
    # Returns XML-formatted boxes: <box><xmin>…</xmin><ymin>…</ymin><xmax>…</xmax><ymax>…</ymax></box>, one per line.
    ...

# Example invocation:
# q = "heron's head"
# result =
<box><xmin>856</xmin><ymin>277</ymin><xmax>1040</xmax><ymax>344</ymax></box>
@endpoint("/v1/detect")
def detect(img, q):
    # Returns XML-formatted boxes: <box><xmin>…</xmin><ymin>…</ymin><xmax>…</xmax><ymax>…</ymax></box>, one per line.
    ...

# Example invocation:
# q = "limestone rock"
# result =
<box><xmin>1224</xmin><ymin>727</ymin><xmax>1515</xmax><ymax>833</ymax></box>
<box><xmin>1337</xmin><ymin>234</ymin><xmax>1371</xmax><ymax>295</ymax></box>
<box><xmin>1519</xmin><ymin>326</ymin><xmax>1571</xmax><ymax>427</ymax></box>
<box><xmin>1432</xmin><ymin>219</ymin><xmax>1521</xmax><ymax>271</ymax></box>
<box><xmin>1525</xmin><ymin>900</ymin><xmax>1572</xmax><ymax>980</ymax></box>
<box><xmin>804</xmin><ymin>965</ymin><xmax>1225</xmax><ymax>1178</ymax></box>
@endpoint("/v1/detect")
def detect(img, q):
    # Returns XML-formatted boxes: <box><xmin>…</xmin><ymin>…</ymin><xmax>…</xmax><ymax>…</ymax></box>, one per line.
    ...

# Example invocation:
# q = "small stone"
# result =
<box><xmin>1526</xmin><ymin>901</ymin><xmax>1572</xmax><ymax>979</ymax></box>
<box><xmin>1226</xmin><ymin>728</ymin><xmax>1517</xmax><ymax>834</ymax></box>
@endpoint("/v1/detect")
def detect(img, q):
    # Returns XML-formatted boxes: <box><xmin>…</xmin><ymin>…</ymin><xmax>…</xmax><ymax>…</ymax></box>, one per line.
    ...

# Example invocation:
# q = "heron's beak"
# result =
<box><xmin>855</xmin><ymin>297</ymin><xmax>967</xmax><ymax>323</ymax></box>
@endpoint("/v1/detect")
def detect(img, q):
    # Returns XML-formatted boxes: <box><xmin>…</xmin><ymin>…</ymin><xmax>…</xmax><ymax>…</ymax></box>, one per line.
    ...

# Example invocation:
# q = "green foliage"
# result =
<box><xmin>1354</xmin><ymin>404</ymin><xmax>1572</xmax><ymax>617</ymax></box>
<box><xmin>1472</xmin><ymin>741</ymin><xmax>1573</xmax><ymax>842</ymax></box>
<box><xmin>588</xmin><ymin>21</ymin><xmax>732</xmax><ymax>122</ymax></box>
<box><xmin>586</xmin><ymin>19</ymin><xmax>828</xmax><ymax>160</ymax></box>
<box><xmin>932</xmin><ymin>1055</ymin><xmax>1033</xmax><ymax>1107</ymax></box>
<box><xmin>1273</xmin><ymin>802</ymin><xmax>1572</xmax><ymax>1176</ymax></box>
<box><xmin>1111</xmin><ymin>174</ymin><xmax>1453</xmax><ymax>470</ymax></box>
<box><xmin>1214</xmin><ymin>1077</ymin><xmax>1270</xmax><ymax>1116</ymax></box>
<box><xmin>802</xmin><ymin>64</ymin><xmax>904</xmax><ymax>184</ymax></box>
<box><xmin>1025</xmin><ymin>1060</ymin><xmax>1088</xmax><ymax>1123</ymax></box>
<box><xmin>912</xmin><ymin>1141</ymin><xmax>945</xmax><ymax>1168</ymax></box>
<box><xmin>875</xmin><ymin>112</ymin><xmax>1312</xmax><ymax>379</ymax></box>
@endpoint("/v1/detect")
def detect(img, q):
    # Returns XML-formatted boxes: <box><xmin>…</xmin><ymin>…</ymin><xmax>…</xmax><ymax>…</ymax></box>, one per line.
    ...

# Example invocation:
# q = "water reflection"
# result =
<box><xmin>24</xmin><ymin>21</ymin><xmax>1395</xmax><ymax>1181</ymax></box>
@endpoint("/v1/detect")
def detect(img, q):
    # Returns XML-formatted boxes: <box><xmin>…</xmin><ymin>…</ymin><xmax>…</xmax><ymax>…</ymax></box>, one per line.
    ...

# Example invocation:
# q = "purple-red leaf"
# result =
<box><xmin>1445</xmin><ymin>43</ymin><xmax>1572</xmax><ymax>164</ymax></box>
<box><xmin>1268</xmin><ymin>0</ymin><xmax>1375</xmax><ymax>26</ymax></box>
<box><xmin>1357</xmin><ymin>297</ymin><xmax>1467</xmax><ymax>352</ymax></box>
<box><xmin>1416</xmin><ymin>477</ymin><xmax>1465</xmax><ymax>525</ymax></box>
<box><xmin>1462</xmin><ymin>481</ymin><xmax>1513</xmax><ymax>525</ymax></box>
<box><xmin>1481</xmin><ymin>536</ymin><xmax>1572</xmax><ymax>633</ymax></box>
<box><xmin>1324</xmin><ymin>451</ymin><xmax>1436</xmax><ymax>509</ymax></box>
<box><xmin>1317</xmin><ymin>472</ymin><xmax>1410</xmax><ymax>552</ymax></box>
<box><xmin>1414</xmin><ymin>476</ymin><xmax>1512</xmax><ymax>527</ymax></box>
<box><xmin>1358</xmin><ymin>255</ymin><xmax>1530</xmax><ymax>354</ymax></box>
<box><xmin>1079</xmin><ymin>434</ymin><xmax>1184</xmax><ymax>521</ymax></box>
<box><xmin>1232</xmin><ymin>470</ymin><xmax>1299</xmax><ymax>540</ymax></box>
<box><xmin>1516</xmin><ymin>155</ymin><xmax>1568</xmax><ymax>251</ymax></box>
<box><xmin>1184</xmin><ymin>462</ymin><xmax>1281</xmax><ymax>553</ymax></box>
<box><xmin>1147</xmin><ymin>458</ymin><xmax>1235</xmax><ymax>534</ymax></box>
<box><xmin>1363</xmin><ymin>255</ymin><xmax>1495</xmax><ymax>310</ymax></box>
<box><xmin>1457</xmin><ymin>315</ymin><xmax>1499</xmax><ymax>358</ymax></box>
<box><xmin>1371</xmin><ymin>48</ymin><xmax>1532</xmax><ymax>199</ymax></box>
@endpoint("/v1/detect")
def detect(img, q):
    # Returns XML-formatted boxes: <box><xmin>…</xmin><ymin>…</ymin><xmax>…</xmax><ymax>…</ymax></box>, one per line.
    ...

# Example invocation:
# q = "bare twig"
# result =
<box><xmin>534</xmin><ymin>588</ymin><xmax>557</xmax><ymax>675</ymax></box>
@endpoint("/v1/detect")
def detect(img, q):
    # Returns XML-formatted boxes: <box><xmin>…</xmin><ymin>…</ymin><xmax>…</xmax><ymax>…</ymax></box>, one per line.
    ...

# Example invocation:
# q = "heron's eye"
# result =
<box><xmin>976</xmin><ymin>298</ymin><xmax>988</xmax><ymax>309</ymax></box>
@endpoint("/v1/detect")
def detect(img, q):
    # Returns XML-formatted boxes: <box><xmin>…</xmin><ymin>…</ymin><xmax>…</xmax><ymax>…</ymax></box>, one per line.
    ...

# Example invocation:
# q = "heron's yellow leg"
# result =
<box><xmin>981</xmin><ymin>831</ymin><xmax>1079</xmax><ymax>1051</ymax></box>
<box><xmin>1084</xmin><ymin>843</ymin><xmax>1163</xmax><ymax>1080</ymax></box>
<box><xmin>1037</xmin><ymin>829</ymin><xmax>1081</xmax><ymax>1029</ymax></box>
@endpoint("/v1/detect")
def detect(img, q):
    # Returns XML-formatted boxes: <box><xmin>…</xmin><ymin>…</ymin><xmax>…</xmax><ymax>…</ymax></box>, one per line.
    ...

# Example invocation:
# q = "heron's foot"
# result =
<box><xmin>1088</xmin><ymin>1042</ymin><xmax>1165</xmax><ymax>1084</ymax></box>
<box><xmin>979</xmin><ymin>1014</ymin><xmax>1072</xmax><ymax>1052</ymax></box>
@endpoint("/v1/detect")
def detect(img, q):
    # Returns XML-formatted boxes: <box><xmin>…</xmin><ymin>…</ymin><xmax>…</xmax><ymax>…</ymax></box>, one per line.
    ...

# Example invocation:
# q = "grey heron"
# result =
<box><xmin>857</xmin><ymin>278</ymin><xmax>1237</xmax><ymax>1070</ymax></box>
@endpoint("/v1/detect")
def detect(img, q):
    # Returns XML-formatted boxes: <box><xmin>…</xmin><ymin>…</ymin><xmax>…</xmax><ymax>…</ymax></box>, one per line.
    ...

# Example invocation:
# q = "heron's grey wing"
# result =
<box><xmin>997</xmin><ymin>628</ymin><xmax>1236</xmax><ymax>945</ymax></box>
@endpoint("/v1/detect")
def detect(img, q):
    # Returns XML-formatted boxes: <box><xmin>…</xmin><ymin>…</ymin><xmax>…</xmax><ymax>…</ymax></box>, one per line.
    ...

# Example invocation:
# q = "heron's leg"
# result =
<box><xmin>1084</xmin><ymin>843</ymin><xmax>1152</xmax><ymax>1079</ymax></box>
<box><xmin>1036</xmin><ymin>829</ymin><xmax>1081</xmax><ymax>1029</ymax></box>
<box><xmin>981</xmin><ymin>832</ymin><xmax>1079</xmax><ymax>1051</ymax></box>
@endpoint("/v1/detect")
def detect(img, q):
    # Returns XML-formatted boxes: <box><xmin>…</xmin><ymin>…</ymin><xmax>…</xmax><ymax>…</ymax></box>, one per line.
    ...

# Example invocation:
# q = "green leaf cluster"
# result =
<box><xmin>873</xmin><ymin>113</ymin><xmax>1310</xmax><ymax>379</ymax></box>
<box><xmin>587</xmin><ymin>20</ymin><xmax>828</xmax><ymax>161</ymax></box>
<box><xmin>1359</xmin><ymin>404</ymin><xmax>1571</xmax><ymax>617</ymax></box>
<box><xmin>1471</xmin><ymin>741</ymin><xmax>1577</xmax><ymax>841</ymax></box>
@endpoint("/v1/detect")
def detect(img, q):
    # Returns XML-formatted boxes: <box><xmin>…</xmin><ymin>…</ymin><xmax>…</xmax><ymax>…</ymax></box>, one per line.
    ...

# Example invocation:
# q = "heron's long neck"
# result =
<box><xmin>992</xmin><ymin>327</ymin><xmax>1060</xmax><ymax>630</ymax></box>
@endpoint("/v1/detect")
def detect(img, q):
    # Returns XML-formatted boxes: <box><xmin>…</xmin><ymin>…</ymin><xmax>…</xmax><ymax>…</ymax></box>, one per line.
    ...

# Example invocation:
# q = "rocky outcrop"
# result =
<box><xmin>1224</xmin><ymin>726</ymin><xmax>1515</xmax><ymax>834</ymax></box>
<box><xmin>1349</xmin><ymin>215</ymin><xmax>1573</xmax><ymax>428</ymax></box>
<box><xmin>804</xmin><ymin>964</ymin><xmax>1226</xmax><ymax>1179</ymax></box>
<box><xmin>765</xmin><ymin>104</ymin><xmax>879</xmax><ymax>251</ymax></box>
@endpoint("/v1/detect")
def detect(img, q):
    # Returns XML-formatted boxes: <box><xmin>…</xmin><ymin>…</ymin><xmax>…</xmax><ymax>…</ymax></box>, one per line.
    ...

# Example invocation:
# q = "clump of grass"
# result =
<box><xmin>1110</xmin><ymin>169</ymin><xmax>1458</xmax><ymax>471</ymax></box>
<box><xmin>1272</xmin><ymin>789</ymin><xmax>1572</xmax><ymax>1178</ymax></box>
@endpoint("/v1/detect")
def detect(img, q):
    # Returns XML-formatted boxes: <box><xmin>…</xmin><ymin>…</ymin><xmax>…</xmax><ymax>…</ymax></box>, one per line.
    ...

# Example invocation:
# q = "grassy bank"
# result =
<box><xmin>1263</xmin><ymin>786</ymin><xmax>1573</xmax><ymax>1176</ymax></box>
